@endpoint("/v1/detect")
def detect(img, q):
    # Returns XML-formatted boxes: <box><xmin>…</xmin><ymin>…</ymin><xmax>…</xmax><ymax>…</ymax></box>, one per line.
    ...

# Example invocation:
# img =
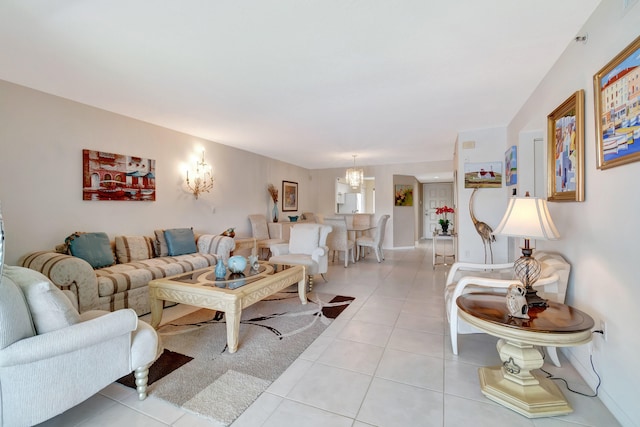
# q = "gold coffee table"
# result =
<box><xmin>149</xmin><ymin>262</ymin><xmax>306</xmax><ymax>353</ymax></box>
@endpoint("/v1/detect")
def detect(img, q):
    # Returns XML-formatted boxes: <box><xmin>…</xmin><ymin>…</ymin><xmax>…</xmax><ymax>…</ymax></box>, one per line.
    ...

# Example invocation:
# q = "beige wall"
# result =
<box><xmin>0</xmin><ymin>81</ymin><xmax>454</xmax><ymax>263</ymax></box>
<box><xmin>0</xmin><ymin>81</ymin><xmax>315</xmax><ymax>264</ymax></box>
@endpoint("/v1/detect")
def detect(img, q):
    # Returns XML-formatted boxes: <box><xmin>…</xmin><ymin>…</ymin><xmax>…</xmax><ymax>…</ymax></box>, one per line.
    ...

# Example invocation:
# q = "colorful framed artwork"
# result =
<box><xmin>282</xmin><ymin>180</ymin><xmax>298</xmax><ymax>212</ymax></box>
<box><xmin>593</xmin><ymin>35</ymin><xmax>640</xmax><ymax>170</ymax></box>
<box><xmin>82</xmin><ymin>149</ymin><xmax>156</xmax><ymax>201</ymax></box>
<box><xmin>547</xmin><ymin>90</ymin><xmax>585</xmax><ymax>202</ymax></box>
<box><xmin>505</xmin><ymin>146</ymin><xmax>517</xmax><ymax>186</ymax></box>
<box><xmin>394</xmin><ymin>185</ymin><xmax>413</xmax><ymax>206</ymax></box>
<box><xmin>463</xmin><ymin>162</ymin><xmax>502</xmax><ymax>188</ymax></box>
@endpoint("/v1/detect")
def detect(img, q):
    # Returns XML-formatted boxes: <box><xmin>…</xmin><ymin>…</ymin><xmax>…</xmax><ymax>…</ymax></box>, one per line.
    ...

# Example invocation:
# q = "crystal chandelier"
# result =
<box><xmin>185</xmin><ymin>151</ymin><xmax>214</xmax><ymax>199</ymax></box>
<box><xmin>345</xmin><ymin>155</ymin><xmax>364</xmax><ymax>190</ymax></box>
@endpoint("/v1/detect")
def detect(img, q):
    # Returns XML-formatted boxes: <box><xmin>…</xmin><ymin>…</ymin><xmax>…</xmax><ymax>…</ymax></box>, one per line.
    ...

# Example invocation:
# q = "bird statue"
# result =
<box><xmin>506</xmin><ymin>284</ymin><xmax>529</xmax><ymax>319</ymax></box>
<box><xmin>469</xmin><ymin>188</ymin><xmax>495</xmax><ymax>263</ymax></box>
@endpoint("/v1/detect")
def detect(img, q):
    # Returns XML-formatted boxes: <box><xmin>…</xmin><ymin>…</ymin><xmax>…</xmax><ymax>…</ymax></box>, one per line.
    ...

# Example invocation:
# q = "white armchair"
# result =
<box><xmin>0</xmin><ymin>265</ymin><xmax>159</xmax><ymax>427</ymax></box>
<box><xmin>444</xmin><ymin>251</ymin><xmax>570</xmax><ymax>367</ymax></box>
<box><xmin>269</xmin><ymin>223</ymin><xmax>332</xmax><ymax>291</ymax></box>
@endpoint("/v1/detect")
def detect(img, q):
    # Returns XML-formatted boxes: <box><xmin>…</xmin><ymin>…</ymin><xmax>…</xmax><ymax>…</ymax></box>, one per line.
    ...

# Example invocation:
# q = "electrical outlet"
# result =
<box><xmin>600</xmin><ymin>320</ymin><xmax>607</xmax><ymax>342</ymax></box>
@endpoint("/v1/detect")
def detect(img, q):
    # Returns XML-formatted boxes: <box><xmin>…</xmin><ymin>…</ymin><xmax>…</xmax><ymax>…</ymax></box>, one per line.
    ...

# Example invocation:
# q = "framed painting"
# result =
<box><xmin>505</xmin><ymin>146</ymin><xmax>517</xmax><ymax>186</ymax></box>
<box><xmin>82</xmin><ymin>149</ymin><xmax>156</xmax><ymax>201</ymax></box>
<box><xmin>282</xmin><ymin>180</ymin><xmax>298</xmax><ymax>212</ymax></box>
<box><xmin>547</xmin><ymin>90</ymin><xmax>585</xmax><ymax>202</ymax></box>
<box><xmin>463</xmin><ymin>162</ymin><xmax>502</xmax><ymax>188</ymax></box>
<box><xmin>394</xmin><ymin>184</ymin><xmax>413</xmax><ymax>206</ymax></box>
<box><xmin>594</xmin><ymin>35</ymin><xmax>640</xmax><ymax>170</ymax></box>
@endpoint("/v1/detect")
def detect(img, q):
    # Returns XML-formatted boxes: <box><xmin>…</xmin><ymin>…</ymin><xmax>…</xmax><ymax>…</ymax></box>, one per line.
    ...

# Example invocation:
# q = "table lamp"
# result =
<box><xmin>492</xmin><ymin>193</ymin><xmax>560</xmax><ymax>307</ymax></box>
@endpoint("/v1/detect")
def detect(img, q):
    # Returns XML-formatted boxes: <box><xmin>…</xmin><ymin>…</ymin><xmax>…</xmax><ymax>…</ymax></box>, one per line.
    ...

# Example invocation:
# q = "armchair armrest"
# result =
<box><xmin>197</xmin><ymin>234</ymin><xmax>235</xmax><ymax>262</ymax></box>
<box><xmin>0</xmin><ymin>309</ymin><xmax>138</xmax><ymax>367</ymax></box>
<box><xmin>269</xmin><ymin>244</ymin><xmax>290</xmax><ymax>256</ymax></box>
<box><xmin>311</xmin><ymin>245</ymin><xmax>328</xmax><ymax>263</ymax></box>
<box><xmin>445</xmin><ymin>261</ymin><xmax>514</xmax><ymax>286</ymax></box>
<box><xmin>19</xmin><ymin>251</ymin><xmax>100</xmax><ymax>313</ymax></box>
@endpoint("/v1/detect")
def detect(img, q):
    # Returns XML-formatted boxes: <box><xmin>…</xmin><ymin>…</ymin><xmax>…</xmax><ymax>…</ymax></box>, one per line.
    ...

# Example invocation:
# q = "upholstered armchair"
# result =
<box><xmin>269</xmin><ymin>223</ymin><xmax>332</xmax><ymax>291</ymax></box>
<box><xmin>444</xmin><ymin>251</ymin><xmax>570</xmax><ymax>367</ymax></box>
<box><xmin>323</xmin><ymin>217</ymin><xmax>355</xmax><ymax>267</ymax></box>
<box><xmin>248</xmin><ymin>214</ymin><xmax>286</xmax><ymax>259</ymax></box>
<box><xmin>356</xmin><ymin>214</ymin><xmax>390</xmax><ymax>262</ymax></box>
<box><xmin>0</xmin><ymin>265</ymin><xmax>159</xmax><ymax>427</ymax></box>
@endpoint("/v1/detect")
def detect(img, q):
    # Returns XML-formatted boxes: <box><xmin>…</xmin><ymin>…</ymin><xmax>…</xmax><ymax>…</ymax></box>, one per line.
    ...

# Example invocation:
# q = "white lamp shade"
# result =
<box><xmin>493</xmin><ymin>197</ymin><xmax>560</xmax><ymax>240</ymax></box>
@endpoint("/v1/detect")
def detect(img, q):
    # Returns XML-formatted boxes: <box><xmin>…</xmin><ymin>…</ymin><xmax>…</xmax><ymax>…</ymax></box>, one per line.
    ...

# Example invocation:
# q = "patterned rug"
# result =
<box><xmin>118</xmin><ymin>290</ymin><xmax>354</xmax><ymax>425</ymax></box>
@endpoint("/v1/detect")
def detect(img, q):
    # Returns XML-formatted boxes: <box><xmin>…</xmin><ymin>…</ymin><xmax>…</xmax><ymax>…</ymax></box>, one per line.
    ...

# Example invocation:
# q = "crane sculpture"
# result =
<box><xmin>469</xmin><ymin>188</ymin><xmax>495</xmax><ymax>263</ymax></box>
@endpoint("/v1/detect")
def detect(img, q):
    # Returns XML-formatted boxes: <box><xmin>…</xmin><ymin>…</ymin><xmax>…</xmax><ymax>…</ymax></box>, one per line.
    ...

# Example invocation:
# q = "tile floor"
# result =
<box><xmin>37</xmin><ymin>242</ymin><xmax>621</xmax><ymax>427</ymax></box>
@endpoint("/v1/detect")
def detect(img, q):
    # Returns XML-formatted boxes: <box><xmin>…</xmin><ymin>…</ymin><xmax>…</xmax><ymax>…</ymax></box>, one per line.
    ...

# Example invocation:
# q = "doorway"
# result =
<box><xmin>423</xmin><ymin>182</ymin><xmax>454</xmax><ymax>238</ymax></box>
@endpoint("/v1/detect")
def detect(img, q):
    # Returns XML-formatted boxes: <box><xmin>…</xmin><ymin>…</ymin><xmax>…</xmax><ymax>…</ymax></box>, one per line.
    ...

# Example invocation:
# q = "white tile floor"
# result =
<box><xmin>37</xmin><ymin>242</ymin><xmax>621</xmax><ymax>427</ymax></box>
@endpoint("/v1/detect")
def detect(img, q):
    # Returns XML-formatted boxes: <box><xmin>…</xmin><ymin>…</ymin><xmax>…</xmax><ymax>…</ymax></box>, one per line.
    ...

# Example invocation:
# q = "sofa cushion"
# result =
<box><xmin>115</xmin><ymin>236</ymin><xmax>155</xmax><ymax>263</ymax></box>
<box><xmin>289</xmin><ymin>225</ymin><xmax>320</xmax><ymax>255</ymax></box>
<box><xmin>164</xmin><ymin>228</ymin><xmax>197</xmax><ymax>256</ymax></box>
<box><xmin>0</xmin><ymin>267</ymin><xmax>36</xmax><ymax>348</ymax></box>
<box><xmin>154</xmin><ymin>229</ymin><xmax>169</xmax><ymax>257</ymax></box>
<box><xmin>4</xmin><ymin>265</ymin><xmax>80</xmax><ymax>335</ymax></box>
<box><xmin>65</xmin><ymin>232</ymin><xmax>115</xmax><ymax>268</ymax></box>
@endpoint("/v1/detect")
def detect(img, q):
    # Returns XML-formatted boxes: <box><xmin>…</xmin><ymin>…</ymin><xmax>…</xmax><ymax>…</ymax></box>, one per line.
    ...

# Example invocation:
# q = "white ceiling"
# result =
<box><xmin>0</xmin><ymin>1</ymin><xmax>600</xmax><ymax>172</ymax></box>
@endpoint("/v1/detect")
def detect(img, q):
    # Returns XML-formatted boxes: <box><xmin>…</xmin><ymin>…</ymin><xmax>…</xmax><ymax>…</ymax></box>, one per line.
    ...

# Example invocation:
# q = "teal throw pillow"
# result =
<box><xmin>65</xmin><ymin>232</ymin><xmax>115</xmax><ymax>269</ymax></box>
<box><xmin>164</xmin><ymin>228</ymin><xmax>197</xmax><ymax>256</ymax></box>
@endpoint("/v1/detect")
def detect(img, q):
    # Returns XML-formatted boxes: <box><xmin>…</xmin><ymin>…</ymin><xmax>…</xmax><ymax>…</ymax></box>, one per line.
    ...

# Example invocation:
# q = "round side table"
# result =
<box><xmin>456</xmin><ymin>293</ymin><xmax>594</xmax><ymax>418</ymax></box>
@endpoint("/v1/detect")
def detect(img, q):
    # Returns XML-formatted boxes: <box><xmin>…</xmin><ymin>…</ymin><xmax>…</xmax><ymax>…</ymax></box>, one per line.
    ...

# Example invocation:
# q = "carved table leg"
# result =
<box><xmin>149</xmin><ymin>292</ymin><xmax>164</xmax><ymax>329</ymax></box>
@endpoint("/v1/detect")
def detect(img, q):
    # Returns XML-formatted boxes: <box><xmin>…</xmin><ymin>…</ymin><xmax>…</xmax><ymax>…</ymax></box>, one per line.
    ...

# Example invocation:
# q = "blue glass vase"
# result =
<box><xmin>272</xmin><ymin>203</ymin><xmax>279</xmax><ymax>223</ymax></box>
<box><xmin>215</xmin><ymin>258</ymin><xmax>226</xmax><ymax>279</ymax></box>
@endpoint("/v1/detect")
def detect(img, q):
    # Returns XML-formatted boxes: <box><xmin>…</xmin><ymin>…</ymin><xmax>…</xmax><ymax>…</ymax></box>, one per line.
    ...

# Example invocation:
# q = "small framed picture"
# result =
<box><xmin>505</xmin><ymin>146</ymin><xmax>517</xmax><ymax>186</ymax></box>
<box><xmin>547</xmin><ymin>90</ymin><xmax>585</xmax><ymax>202</ymax></box>
<box><xmin>282</xmin><ymin>181</ymin><xmax>298</xmax><ymax>212</ymax></box>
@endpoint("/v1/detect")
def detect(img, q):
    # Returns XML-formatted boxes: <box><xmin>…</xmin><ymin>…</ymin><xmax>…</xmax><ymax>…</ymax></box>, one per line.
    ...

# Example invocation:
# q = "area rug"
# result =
<box><xmin>118</xmin><ymin>289</ymin><xmax>354</xmax><ymax>426</ymax></box>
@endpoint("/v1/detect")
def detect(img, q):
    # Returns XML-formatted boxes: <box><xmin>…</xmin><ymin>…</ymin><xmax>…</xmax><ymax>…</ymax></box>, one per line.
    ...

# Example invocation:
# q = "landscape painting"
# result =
<box><xmin>82</xmin><ymin>149</ymin><xmax>156</xmax><ymax>201</ymax></box>
<box><xmin>464</xmin><ymin>162</ymin><xmax>502</xmax><ymax>188</ymax></box>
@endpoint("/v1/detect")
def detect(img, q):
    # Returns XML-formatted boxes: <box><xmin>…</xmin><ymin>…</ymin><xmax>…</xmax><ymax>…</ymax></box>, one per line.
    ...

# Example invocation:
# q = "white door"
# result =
<box><xmin>423</xmin><ymin>183</ymin><xmax>453</xmax><ymax>238</ymax></box>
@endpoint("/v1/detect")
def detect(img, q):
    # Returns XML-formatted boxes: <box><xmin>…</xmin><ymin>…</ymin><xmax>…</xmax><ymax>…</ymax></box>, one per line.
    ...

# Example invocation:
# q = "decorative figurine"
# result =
<box><xmin>506</xmin><ymin>283</ymin><xmax>529</xmax><ymax>319</ymax></box>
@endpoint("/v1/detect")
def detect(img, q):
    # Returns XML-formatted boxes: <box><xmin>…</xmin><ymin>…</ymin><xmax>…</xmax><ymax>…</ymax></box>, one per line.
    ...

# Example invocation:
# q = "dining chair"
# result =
<box><xmin>323</xmin><ymin>217</ymin><xmax>355</xmax><ymax>267</ymax></box>
<box><xmin>248</xmin><ymin>214</ymin><xmax>285</xmax><ymax>259</ymax></box>
<box><xmin>356</xmin><ymin>214</ymin><xmax>390</xmax><ymax>262</ymax></box>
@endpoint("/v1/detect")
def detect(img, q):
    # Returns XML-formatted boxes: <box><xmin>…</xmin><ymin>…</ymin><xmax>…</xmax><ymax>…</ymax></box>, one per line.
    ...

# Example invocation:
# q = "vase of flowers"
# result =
<box><xmin>268</xmin><ymin>184</ymin><xmax>279</xmax><ymax>223</ymax></box>
<box><xmin>435</xmin><ymin>205</ymin><xmax>454</xmax><ymax>234</ymax></box>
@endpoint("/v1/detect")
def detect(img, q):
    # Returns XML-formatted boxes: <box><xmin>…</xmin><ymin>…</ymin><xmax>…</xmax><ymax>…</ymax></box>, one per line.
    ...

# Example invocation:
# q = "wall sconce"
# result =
<box><xmin>185</xmin><ymin>151</ymin><xmax>214</xmax><ymax>199</ymax></box>
<box><xmin>345</xmin><ymin>154</ymin><xmax>364</xmax><ymax>190</ymax></box>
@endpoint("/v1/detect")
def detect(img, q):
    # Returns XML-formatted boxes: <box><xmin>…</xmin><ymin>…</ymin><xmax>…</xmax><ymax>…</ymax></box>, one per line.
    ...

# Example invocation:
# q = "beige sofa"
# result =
<box><xmin>19</xmin><ymin>229</ymin><xmax>235</xmax><ymax>315</ymax></box>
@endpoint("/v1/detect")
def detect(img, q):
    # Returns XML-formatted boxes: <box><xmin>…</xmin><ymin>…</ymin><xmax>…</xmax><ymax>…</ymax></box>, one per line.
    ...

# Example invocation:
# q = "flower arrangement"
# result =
<box><xmin>267</xmin><ymin>184</ymin><xmax>278</xmax><ymax>203</ymax></box>
<box><xmin>435</xmin><ymin>205</ymin><xmax>454</xmax><ymax>231</ymax></box>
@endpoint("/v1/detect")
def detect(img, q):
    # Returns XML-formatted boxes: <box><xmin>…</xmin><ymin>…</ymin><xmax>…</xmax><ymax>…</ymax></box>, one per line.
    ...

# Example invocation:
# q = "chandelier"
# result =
<box><xmin>345</xmin><ymin>155</ymin><xmax>364</xmax><ymax>190</ymax></box>
<box><xmin>185</xmin><ymin>151</ymin><xmax>214</xmax><ymax>199</ymax></box>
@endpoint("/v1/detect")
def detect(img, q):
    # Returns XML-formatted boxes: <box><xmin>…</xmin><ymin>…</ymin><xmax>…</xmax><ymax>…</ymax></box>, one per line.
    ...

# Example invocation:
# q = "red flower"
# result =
<box><xmin>435</xmin><ymin>205</ymin><xmax>454</xmax><ymax>215</ymax></box>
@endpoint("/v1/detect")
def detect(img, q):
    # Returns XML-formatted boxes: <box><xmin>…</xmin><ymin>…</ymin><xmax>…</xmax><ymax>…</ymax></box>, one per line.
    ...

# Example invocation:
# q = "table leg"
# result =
<box><xmin>225</xmin><ymin>308</ymin><xmax>241</xmax><ymax>354</ymax></box>
<box><xmin>149</xmin><ymin>293</ymin><xmax>164</xmax><ymax>329</ymax></box>
<box><xmin>478</xmin><ymin>338</ymin><xmax>572</xmax><ymax>418</ymax></box>
<box><xmin>297</xmin><ymin>274</ymin><xmax>307</xmax><ymax>304</ymax></box>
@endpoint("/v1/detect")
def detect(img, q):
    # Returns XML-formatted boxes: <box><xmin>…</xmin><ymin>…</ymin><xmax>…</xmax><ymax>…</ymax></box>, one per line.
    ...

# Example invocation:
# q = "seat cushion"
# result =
<box><xmin>95</xmin><ymin>253</ymin><xmax>217</xmax><ymax>297</ymax></box>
